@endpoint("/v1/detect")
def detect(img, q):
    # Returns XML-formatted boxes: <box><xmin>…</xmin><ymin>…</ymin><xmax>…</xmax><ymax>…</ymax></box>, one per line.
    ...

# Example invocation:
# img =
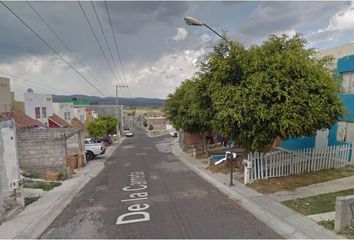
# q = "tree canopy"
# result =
<box><xmin>165</xmin><ymin>33</ymin><xmax>345</xmax><ymax>152</ymax></box>
<box><xmin>86</xmin><ymin>116</ymin><xmax>118</xmax><ymax>137</ymax></box>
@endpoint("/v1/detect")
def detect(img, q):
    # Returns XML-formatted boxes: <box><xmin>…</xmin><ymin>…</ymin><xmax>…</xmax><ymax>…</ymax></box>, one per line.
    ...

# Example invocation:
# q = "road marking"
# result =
<box><xmin>116</xmin><ymin>172</ymin><xmax>150</xmax><ymax>225</ymax></box>
<box><xmin>142</xmin><ymin>147</ymin><xmax>153</xmax><ymax>150</ymax></box>
<box><xmin>135</xmin><ymin>152</ymin><xmax>147</xmax><ymax>156</ymax></box>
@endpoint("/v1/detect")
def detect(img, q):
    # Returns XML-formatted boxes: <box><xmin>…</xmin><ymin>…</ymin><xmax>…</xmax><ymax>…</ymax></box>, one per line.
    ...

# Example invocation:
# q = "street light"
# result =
<box><xmin>184</xmin><ymin>16</ymin><xmax>235</xmax><ymax>186</ymax></box>
<box><xmin>184</xmin><ymin>17</ymin><xmax>231</xmax><ymax>45</ymax></box>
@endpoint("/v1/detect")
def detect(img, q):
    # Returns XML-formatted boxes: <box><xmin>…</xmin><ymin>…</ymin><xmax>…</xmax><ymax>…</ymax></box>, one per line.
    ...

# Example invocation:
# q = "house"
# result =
<box><xmin>85</xmin><ymin>107</ymin><xmax>94</xmax><ymax>122</ymax></box>
<box><xmin>0</xmin><ymin>109</ymin><xmax>45</xmax><ymax>129</ymax></box>
<box><xmin>317</xmin><ymin>42</ymin><xmax>354</xmax><ymax>70</ymax></box>
<box><xmin>147</xmin><ymin>116</ymin><xmax>167</xmax><ymax>129</ymax></box>
<box><xmin>24</xmin><ymin>90</ymin><xmax>53</xmax><ymax>127</ymax></box>
<box><xmin>52</xmin><ymin>102</ymin><xmax>74</xmax><ymax>124</ymax></box>
<box><xmin>48</xmin><ymin>113</ymin><xmax>70</xmax><ymax>128</ymax></box>
<box><xmin>73</xmin><ymin>107</ymin><xmax>86</xmax><ymax>123</ymax></box>
<box><xmin>0</xmin><ymin>77</ymin><xmax>12</xmax><ymax>113</ymax></box>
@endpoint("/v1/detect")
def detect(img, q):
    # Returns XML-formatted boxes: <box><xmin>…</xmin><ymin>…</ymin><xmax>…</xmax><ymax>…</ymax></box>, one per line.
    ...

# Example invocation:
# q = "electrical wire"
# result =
<box><xmin>0</xmin><ymin>69</ymin><xmax>74</xmax><ymax>95</ymax></box>
<box><xmin>104</xmin><ymin>1</ymin><xmax>132</xmax><ymax>98</ymax></box>
<box><xmin>77</xmin><ymin>1</ymin><xmax>122</xmax><ymax>91</ymax></box>
<box><xmin>0</xmin><ymin>1</ymin><xmax>106</xmax><ymax>97</ymax></box>
<box><xmin>25</xmin><ymin>1</ymin><xmax>112</xmax><ymax>97</ymax></box>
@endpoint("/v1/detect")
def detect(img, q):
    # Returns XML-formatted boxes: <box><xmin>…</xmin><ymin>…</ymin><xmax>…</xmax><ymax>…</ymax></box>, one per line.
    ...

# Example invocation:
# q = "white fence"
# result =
<box><xmin>243</xmin><ymin>144</ymin><xmax>352</xmax><ymax>184</ymax></box>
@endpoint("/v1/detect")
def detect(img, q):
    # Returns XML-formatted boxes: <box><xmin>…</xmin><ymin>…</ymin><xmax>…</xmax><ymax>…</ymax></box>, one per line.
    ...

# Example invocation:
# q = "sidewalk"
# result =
<box><xmin>0</xmin><ymin>138</ymin><xmax>123</xmax><ymax>239</ymax></box>
<box><xmin>171</xmin><ymin>140</ymin><xmax>344</xmax><ymax>239</ymax></box>
<box><xmin>268</xmin><ymin>176</ymin><xmax>354</xmax><ymax>202</ymax></box>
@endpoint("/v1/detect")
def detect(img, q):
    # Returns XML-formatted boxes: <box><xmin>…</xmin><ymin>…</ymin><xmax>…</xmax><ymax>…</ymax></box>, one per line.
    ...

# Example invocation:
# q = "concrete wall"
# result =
<box><xmin>0</xmin><ymin>77</ymin><xmax>11</xmax><ymax>113</ymax></box>
<box><xmin>16</xmin><ymin>128</ymin><xmax>84</xmax><ymax>177</ymax></box>
<box><xmin>0</xmin><ymin>120</ymin><xmax>23</xmax><ymax>222</ymax></box>
<box><xmin>24</xmin><ymin>92</ymin><xmax>53</xmax><ymax>126</ymax></box>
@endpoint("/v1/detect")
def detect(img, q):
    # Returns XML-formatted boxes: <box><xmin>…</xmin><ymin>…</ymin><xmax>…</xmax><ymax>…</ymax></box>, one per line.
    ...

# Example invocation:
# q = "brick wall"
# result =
<box><xmin>16</xmin><ymin>128</ymin><xmax>83</xmax><ymax>178</ymax></box>
<box><xmin>178</xmin><ymin>130</ymin><xmax>202</xmax><ymax>151</ymax></box>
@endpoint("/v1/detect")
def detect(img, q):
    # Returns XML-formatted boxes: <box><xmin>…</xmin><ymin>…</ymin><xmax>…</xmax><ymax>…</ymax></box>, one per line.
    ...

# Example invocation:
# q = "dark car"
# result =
<box><xmin>97</xmin><ymin>137</ymin><xmax>113</xmax><ymax>146</ymax></box>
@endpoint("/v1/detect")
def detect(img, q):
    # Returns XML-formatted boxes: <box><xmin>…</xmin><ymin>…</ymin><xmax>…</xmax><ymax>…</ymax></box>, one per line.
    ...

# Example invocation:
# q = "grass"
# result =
<box><xmin>24</xmin><ymin>181</ymin><xmax>62</xmax><ymax>191</ymax></box>
<box><xmin>248</xmin><ymin>166</ymin><xmax>354</xmax><ymax>194</ymax></box>
<box><xmin>24</xmin><ymin>196</ymin><xmax>40</xmax><ymax>206</ymax></box>
<box><xmin>318</xmin><ymin>220</ymin><xmax>335</xmax><ymax>230</ymax></box>
<box><xmin>282</xmin><ymin>188</ymin><xmax>354</xmax><ymax>215</ymax></box>
<box><xmin>318</xmin><ymin>220</ymin><xmax>354</xmax><ymax>238</ymax></box>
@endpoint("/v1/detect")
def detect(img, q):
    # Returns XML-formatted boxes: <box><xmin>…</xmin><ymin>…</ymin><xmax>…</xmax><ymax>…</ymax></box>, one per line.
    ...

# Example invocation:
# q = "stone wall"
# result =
<box><xmin>16</xmin><ymin>128</ymin><xmax>83</xmax><ymax>178</ymax></box>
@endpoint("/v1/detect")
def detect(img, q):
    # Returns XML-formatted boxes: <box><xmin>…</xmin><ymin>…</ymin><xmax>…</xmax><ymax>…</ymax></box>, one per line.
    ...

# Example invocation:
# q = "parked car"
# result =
<box><xmin>170</xmin><ymin>131</ymin><xmax>178</xmax><ymax>137</ymax></box>
<box><xmin>84</xmin><ymin>140</ymin><xmax>106</xmax><ymax>160</ymax></box>
<box><xmin>96</xmin><ymin>137</ymin><xmax>113</xmax><ymax>146</ymax></box>
<box><xmin>125</xmin><ymin>131</ymin><xmax>134</xmax><ymax>137</ymax></box>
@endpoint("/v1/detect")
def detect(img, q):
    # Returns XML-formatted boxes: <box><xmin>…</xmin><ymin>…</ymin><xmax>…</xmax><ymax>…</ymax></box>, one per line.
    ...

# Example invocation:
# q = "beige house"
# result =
<box><xmin>0</xmin><ymin>77</ymin><xmax>11</xmax><ymax>113</ymax></box>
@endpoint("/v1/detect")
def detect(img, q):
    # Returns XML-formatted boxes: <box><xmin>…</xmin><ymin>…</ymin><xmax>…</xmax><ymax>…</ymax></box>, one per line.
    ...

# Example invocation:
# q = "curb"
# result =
<box><xmin>171</xmin><ymin>140</ymin><xmax>344</xmax><ymax>239</ymax></box>
<box><xmin>0</xmin><ymin>139</ymin><xmax>123</xmax><ymax>239</ymax></box>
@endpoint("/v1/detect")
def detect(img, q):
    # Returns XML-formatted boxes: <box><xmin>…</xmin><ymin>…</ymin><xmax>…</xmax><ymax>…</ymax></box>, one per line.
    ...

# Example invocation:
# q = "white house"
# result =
<box><xmin>73</xmin><ymin>107</ymin><xmax>86</xmax><ymax>123</ymax></box>
<box><xmin>52</xmin><ymin>102</ymin><xmax>74</xmax><ymax>124</ymax></box>
<box><xmin>24</xmin><ymin>90</ymin><xmax>53</xmax><ymax>126</ymax></box>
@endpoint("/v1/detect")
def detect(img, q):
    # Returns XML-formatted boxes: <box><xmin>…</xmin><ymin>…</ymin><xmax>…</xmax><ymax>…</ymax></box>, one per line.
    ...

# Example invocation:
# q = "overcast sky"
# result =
<box><xmin>0</xmin><ymin>1</ymin><xmax>353</xmax><ymax>100</ymax></box>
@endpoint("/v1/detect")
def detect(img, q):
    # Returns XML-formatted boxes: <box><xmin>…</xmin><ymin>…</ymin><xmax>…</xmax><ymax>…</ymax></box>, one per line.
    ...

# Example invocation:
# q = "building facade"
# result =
<box><xmin>0</xmin><ymin>77</ymin><xmax>11</xmax><ymax>113</ymax></box>
<box><xmin>52</xmin><ymin>102</ymin><xmax>74</xmax><ymax>124</ymax></box>
<box><xmin>24</xmin><ymin>91</ymin><xmax>53</xmax><ymax>126</ymax></box>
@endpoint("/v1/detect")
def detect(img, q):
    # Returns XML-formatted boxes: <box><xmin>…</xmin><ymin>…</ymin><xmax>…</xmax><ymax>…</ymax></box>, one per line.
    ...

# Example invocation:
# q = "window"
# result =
<box><xmin>67</xmin><ymin>112</ymin><xmax>71</xmax><ymax>120</ymax></box>
<box><xmin>35</xmin><ymin>107</ymin><xmax>40</xmax><ymax>119</ymax></box>
<box><xmin>64</xmin><ymin>112</ymin><xmax>68</xmax><ymax>120</ymax></box>
<box><xmin>42</xmin><ymin>107</ymin><xmax>47</xmax><ymax>118</ymax></box>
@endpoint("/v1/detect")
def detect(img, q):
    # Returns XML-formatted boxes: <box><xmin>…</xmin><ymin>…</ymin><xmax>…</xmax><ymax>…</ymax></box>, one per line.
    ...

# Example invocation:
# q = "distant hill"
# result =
<box><xmin>52</xmin><ymin>95</ymin><xmax>165</xmax><ymax>107</ymax></box>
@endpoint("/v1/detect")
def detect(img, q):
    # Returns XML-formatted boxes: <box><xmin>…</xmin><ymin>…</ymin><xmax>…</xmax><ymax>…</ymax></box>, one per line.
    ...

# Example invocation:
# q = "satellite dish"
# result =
<box><xmin>27</xmin><ymin>88</ymin><xmax>34</xmax><ymax>93</ymax></box>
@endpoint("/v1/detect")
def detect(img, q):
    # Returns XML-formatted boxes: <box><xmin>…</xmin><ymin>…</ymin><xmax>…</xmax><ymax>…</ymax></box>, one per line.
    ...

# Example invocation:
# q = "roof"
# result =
<box><xmin>71</xmin><ymin>117</ymin><xmax>85</xmax><ymax>128</ymax></box>
<box><xmin>48</xmin><ymin>113</ymin><xmax>70</xmax><ymax>128</ymax></box>
<box><xmin>0</xmin><ymin>109</ymin><xmax>45</xmax><ymax>129</ymax></box>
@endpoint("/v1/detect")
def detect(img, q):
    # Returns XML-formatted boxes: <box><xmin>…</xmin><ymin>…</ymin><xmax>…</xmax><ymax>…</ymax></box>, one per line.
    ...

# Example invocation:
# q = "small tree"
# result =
<box><xmin>86</xmin><ymin>116</ymin><xmax>118</xmax><ymax>137</ymax></box>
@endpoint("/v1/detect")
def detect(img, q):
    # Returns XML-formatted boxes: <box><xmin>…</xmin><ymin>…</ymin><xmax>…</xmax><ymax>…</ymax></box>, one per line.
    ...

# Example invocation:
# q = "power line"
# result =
<box><xmin>90</xmin><ymin>1</ymin><xmax>122</xmax><ymax>84</ymax></box>
<box><xmin>104</xmin><ymin>1</ymin><xmax>132</xmax><ymax>98</ymax></box>
<box><xmin>25</xmin><ymin>0</ymin><xmax>112</xmax><ymax>97</ymax></box>
<box><xmin>0</xmin><ymin>1</ymin><xmax>106</xmax><ymax>97</ymax></box>
<box><xmin>0</xmin><ymin>69</ymin><xmax>74</xmax><ymax>95</ymax></box>
<box><xmin>77</xmin><ymin>1</ymin><xmax>122</xmax><ymax>90</ymax></box>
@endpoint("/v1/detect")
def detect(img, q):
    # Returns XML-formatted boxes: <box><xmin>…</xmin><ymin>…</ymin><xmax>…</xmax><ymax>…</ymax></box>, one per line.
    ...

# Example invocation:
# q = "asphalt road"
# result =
<box><xmin>41</xmin><ymin>128</ymin><xmax>280</xmax><ymax>239</ymax></box>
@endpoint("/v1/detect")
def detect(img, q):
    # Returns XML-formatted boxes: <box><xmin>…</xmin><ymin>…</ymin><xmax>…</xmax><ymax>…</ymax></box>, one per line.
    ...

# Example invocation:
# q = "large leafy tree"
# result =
<box><xmin>211</xmin><ymin>34</ymin><xmax>345</xmax><ymax>152</ymax></box>
<box><xmin>164</xmin><ymin>78</ymin><xmax>214</xmax><ymax>152</ymax></box>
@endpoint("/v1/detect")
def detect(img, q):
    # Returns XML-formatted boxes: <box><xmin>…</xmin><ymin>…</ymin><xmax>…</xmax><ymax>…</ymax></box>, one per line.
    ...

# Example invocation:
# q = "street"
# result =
<box><xmin>41</xmin><ymin>128</ymin><xmax>280</xmax><ymax>239</ymax></box>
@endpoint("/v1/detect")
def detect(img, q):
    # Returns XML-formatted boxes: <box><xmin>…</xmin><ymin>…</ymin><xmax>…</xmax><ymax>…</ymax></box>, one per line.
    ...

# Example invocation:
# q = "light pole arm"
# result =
<box><xmin>202</xmin><ymin>23</ymin><xmax>231</xmax><ymax>45</ymax></box>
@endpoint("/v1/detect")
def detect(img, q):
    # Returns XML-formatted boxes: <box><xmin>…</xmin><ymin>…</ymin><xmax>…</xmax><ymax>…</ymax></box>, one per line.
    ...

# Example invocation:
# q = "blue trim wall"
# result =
<box><xmin>280</xmin><ymin>135</ymin><xmax>316</xmax><ymax>150</ymax></box>
<box><xmin>281</xmin><ymin>94</ymin><xmax>354</xmax><ymax>151</ymax></box>
<box><xmin>337</xmin><ymin>55</ymin><xmax>354</xmax><ymax>73</ymax></box>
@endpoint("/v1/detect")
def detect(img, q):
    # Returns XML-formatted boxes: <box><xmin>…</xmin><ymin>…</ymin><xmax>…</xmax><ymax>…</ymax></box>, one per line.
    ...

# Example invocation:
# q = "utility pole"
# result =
<box><xmin>116</xmin><ymin>85</ymin><xmax>128</xmax><ymax>134</ymax></box>
<box><xmin>115</xmin><ymin>85</ymin><xmax>120</xmax><ymax>138</ymax></box>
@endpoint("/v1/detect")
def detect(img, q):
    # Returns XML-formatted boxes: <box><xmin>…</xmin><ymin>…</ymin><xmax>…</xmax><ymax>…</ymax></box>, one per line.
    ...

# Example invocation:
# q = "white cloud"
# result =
<box><xmin>171</xmin><ymin>27</ymin><xmax>188</xmax><ymax>42</ymax></box>
<box><xmin>125</xmin><ymin>48</ymin><xmax>206</xmax><ymax>98</ymax></box>
<box><xmin>0</xmin><ymin>55</ymin><xmax>112</xmax><ymax>100</ymax></box>
<box><xmin>307</xmin><ymin>2</ymin><xmax>354</xmax><ymax>45</ymax></box>
<box><xmin>327</xmin><ymin>1</ymin><xmax>354</xmax><ymax>32</ymax></box>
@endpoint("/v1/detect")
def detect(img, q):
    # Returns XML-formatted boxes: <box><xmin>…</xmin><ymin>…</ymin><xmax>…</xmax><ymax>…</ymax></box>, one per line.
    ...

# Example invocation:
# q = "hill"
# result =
<box><xmin>52</xmin><ymin>95</ymin><xmax>165</xmax><ymax>107</ymax></box>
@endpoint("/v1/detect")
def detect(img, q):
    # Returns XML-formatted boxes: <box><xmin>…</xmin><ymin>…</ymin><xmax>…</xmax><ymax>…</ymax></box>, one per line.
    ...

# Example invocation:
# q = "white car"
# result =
<box><xmin>125</xmin><ymin>131</ymin><xmax>134</xmax><ymax>137</ymax></box>
<box><xmin>84</xmin><ymin>140</ymin><xmax>106</xmax><ymax>160</ymax></box>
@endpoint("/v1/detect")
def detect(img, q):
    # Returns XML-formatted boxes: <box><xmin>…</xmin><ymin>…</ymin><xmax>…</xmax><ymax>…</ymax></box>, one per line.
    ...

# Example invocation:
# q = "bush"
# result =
<box><xmin>148</xmin><ymin>124</ymin><xmax>153</xmax><ymax>130</ymax></box>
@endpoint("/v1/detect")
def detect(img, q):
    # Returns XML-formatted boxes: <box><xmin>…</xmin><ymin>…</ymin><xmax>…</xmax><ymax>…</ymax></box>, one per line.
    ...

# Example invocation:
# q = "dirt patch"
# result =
<box><xmin>147</xmin><ymin>130</ymin><xmax>169</xmax><ymax>137</ymax></box>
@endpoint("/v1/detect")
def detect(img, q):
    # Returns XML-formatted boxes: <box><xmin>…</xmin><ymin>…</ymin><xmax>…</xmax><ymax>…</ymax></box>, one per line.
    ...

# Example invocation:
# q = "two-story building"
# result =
<box><xmin>52</xmin><ymin>102</ymin><xmax>74</xmax><ymax>124</ymax></box>
<box><xmin>24</xmin><ymin>89</ymin><xmax>53</xmax><ymax>127</ymax></box>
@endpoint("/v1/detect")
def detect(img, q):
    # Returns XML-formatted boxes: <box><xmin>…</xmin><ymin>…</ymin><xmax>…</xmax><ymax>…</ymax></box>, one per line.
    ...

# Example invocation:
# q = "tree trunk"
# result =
<box><xmin>199</xmin><ymin>132</ymin><xmax>208</xmax><ymax>154</ymax></box>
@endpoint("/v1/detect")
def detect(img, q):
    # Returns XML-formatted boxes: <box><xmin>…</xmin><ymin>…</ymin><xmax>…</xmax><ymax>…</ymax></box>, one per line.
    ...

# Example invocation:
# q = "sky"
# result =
<box><xmin>0</xmin><ymin>1</ymin><xmax>354</xmax><ymax>101</ymax></box>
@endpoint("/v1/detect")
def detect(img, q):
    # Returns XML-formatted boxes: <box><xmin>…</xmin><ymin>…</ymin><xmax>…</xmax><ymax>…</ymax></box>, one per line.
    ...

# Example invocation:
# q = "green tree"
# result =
<box><xmin>86</xmin><ymin>116</ymin><xmax>118</xmax><ymax>137</ymax></box>
<box><xmin>210</xmin><ymin>34</ymin><xmax>345</xmax><ymax>152</ymax></box>
<box><xmin>164</xmin><ymin>78</ymin><xmax>214</xmax><ymax>152</ymax></box>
